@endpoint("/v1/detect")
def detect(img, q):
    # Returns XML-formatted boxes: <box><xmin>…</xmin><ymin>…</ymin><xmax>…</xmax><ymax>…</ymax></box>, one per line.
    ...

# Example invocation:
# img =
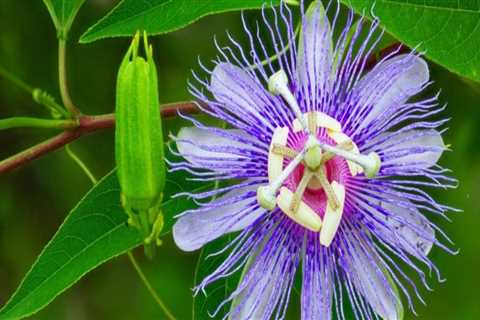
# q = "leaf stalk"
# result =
<box><xmin>58</xmin><ymin>40</ymin><xmax>81</xmax><ymax>117</ymax></box>
<box><xmin>127</xmin><ymin>251</ymin><xmax>176</xmax><ymax>320</ymax></box>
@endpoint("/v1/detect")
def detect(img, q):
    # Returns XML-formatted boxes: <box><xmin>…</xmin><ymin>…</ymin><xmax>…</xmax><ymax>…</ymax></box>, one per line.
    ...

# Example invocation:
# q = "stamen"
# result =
<box><xmin>268</xmin><ymin>70</ymin><xmax>310</xmax><ymax>134</ymax></box>
<box><xmin>314</xmin><ymin>167</ymin><xmax>340</xmax><ymax>210</ymax></box>
<box><xmin>257</xmin><ymin>147</ymin><xmax>307</xmax><ymax>210</ymax></box>
<box><xmin>293</xmin><ymin>111</ymin><xmax>342</xmax><ymax>133</ymax></box>
<box><xmin>277</xmin><ymin>187</ymin><xmax>322</xmax><ymax>232</ymax></box>
<box><xmin>328</xmin><ymin>131</ymin><xmax>363</xmax><ymax>176</ymax></box>
<box><xmin>319</xmin><ymin>181</ymin><xmax>346</xmax><ymax>247</ymax></box>
<box><xmin>272</xmin><ymin>144</ymin><xmax>298</xmax><ymax>159</ymax></box>
<box><xmin>290</xmin><ymin>169</ymin><xmax>314</xmax><ymax>213</ymax></box>
<box><xmin>307</xmin><ymin>112</ymin><xmax>317</xmax><ymax>134</ymax></box>
<box><xmin>268</xmin><ymin>127</ymin><xmax>289</xmax><ymax>183</ymax></box>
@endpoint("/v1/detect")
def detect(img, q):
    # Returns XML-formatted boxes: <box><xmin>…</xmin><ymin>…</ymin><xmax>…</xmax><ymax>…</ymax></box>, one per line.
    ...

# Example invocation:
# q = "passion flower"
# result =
<box><xmin>171</xmin><ymin>1</ymin><xmax>456</xmax><ymax>318</ymax></box>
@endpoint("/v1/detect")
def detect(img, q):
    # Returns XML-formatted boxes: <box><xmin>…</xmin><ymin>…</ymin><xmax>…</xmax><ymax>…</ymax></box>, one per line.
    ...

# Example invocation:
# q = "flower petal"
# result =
<box><xmin>301</xmin><ymin>237</ymin><xmax>332</xmax><ymax>320</ymax></box>
<box><xmin>371</xmin><ymin>129</ymin><xmax>445</xmax><ymax>169</ymax></box>
<box><xmin>230</xmin><ymin>226</ymin><xmax>300</xmax><ymax>319</ymax></box>
<box><xmin>173</xmin><ymin>183</ymin><xmax>263</xmax><ymax>252</ymax></box>
<box><xmin>211</xmin><ymin>63</ymin><xmax>274</xmax><ymax>130</ymax></box>
<box><xmin>382</xmin><ymin>201</ymin><xmax>435</xmax><ymax>256</ymax></box>
<box><xmin>354</xmin><ymin>54</ymin><xmax>429</xmax><ymax>130</ymax></box>
<box><xmin>296</xmin><ymin>1</ymin><xmax>333</xmax><ymax>98</ymax></box>
<box><xmin>363</xmin><ymin>195</ymin><xmax>435</xmax><ymax>257</ymax></box>
<box><xmin>343</xmin><ymin>228</ymin><xmax>403</xmax><ymax>320</ymax></box>
<box><xmin>176</xmin><ymin>126</ymin><xmax>256</xmax><ymax>165</ymax></box>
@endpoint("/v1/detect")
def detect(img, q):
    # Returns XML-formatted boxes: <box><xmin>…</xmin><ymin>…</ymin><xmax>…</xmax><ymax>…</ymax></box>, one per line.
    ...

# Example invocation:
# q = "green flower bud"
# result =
<box><xmin>115</xmin><ymin>32</ymin><xmax>166</xmax><ymax>258</ymax></box>
<box><xmin>115</xmin><ymin>32</ymin><xmax>165</xmax><ymax>212</ymax></box>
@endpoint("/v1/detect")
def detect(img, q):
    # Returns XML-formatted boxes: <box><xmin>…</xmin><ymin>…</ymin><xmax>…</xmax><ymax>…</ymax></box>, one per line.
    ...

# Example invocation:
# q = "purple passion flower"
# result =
<box><xmin>170</xmin><ymin>1</ymin><xmax>456</xmax><ymax>319</ymax></box>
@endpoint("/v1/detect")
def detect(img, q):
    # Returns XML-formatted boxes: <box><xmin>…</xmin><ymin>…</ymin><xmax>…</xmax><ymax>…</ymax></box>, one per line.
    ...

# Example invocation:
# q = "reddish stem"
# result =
<box><xmin>0</xmin><ymin>101</ymin><xmax>199</xmax><ymax>174</ymax></box>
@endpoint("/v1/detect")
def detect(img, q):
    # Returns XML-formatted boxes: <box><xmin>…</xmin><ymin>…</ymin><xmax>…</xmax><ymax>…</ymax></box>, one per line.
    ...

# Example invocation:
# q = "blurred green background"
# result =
<box><xmin>0</xmin><ymin>1</ymin><xmax>478</xmax><ymax>319</ymax></box>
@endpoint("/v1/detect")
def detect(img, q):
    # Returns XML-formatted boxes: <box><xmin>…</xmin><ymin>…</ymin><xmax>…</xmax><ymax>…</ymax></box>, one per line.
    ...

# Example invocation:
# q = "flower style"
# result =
<box><xmin>170</xmin><ymin>1</ymin><xmax>456</xmax><ymax>319</ymax></box>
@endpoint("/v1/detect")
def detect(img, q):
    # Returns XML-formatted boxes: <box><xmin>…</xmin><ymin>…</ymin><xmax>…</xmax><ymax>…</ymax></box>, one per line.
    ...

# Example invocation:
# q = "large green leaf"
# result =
<box><xmin>340</xmin><ymin>0</ymin><xmax>480</xmax><ymax>82</ymax></box>
<box><xmin>42</xmin><ymin>0</ymin><xmax>85</xmax><ymax>39</ymax></box>
<box><xmin>0</xmin><ymin>168</ymin><xmax>206</xmax><ymax>320</ymax></box>
<box><xmin>80</xmin><ymin>0</ymin><xmax>281</xmax><ymax>43</ymax></box>
<box><xmin>193</xmin><ymin>234</ymin><xmax>239</xmax><ymax>320</ymax></box>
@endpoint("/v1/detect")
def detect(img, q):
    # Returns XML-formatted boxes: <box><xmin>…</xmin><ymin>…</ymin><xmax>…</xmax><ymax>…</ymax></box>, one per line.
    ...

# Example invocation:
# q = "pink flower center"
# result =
<box><xmin>283</xmin><ymin>129</ymin><xmax>351</xmax><ymax>219</ymax></box>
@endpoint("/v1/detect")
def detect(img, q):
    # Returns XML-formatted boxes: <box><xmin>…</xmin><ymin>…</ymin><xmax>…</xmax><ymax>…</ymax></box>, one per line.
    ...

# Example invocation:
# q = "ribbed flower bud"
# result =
<box><xmin>115</xmin><ymin>32</ymin><xmax>165</xmax><ymax>257</ymax></box>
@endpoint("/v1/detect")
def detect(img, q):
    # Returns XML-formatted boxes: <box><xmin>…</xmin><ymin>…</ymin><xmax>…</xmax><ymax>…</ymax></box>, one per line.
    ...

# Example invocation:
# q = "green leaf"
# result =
<box><xmin>42</xmin><ymin>0</ymin><xmax>85</xmax><ymax>39</ymax></box>
<box><xmin>340</xmin><ymin>0</ymin><xmax>480</xmax><ymax>82</ymax></box>
<box><xmin>193</xmin><ymin>234</ymin><xmax>239</xmax><ymax>320</ymax></box>
<box><xmin>0</xmin><ymin>168</ymin><xmax>207</xmax><ymax>320</ymax></box>
<box><xmin>80</xmin><ymin>0</ymin><xmax>281</xmax><ymax>43</ymax></box>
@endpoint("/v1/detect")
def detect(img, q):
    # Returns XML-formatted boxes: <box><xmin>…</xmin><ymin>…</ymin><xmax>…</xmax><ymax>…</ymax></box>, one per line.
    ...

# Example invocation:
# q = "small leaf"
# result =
<box><xmin>0</xmin><ymin>167</ymin><xmax>208</xmax><ymax>320</ymax></box>
<box><xmin>340</xmin><ymin>0</ymin><xmax>480</xmax><ymax>82</ymax></box>
<box><xmin>193</xmin><ymin>234</ymin><xmax>239</xmax><ymax>320</ymax></box>
<box><xmin>42</xmin><ymin>0</ymin><xmax>85</xmax><ymax>39</ymax></box>
<box><xmin>80</xmin><ymin>0</ymin><xmax>281</xmax><ymax>43</ymax></box>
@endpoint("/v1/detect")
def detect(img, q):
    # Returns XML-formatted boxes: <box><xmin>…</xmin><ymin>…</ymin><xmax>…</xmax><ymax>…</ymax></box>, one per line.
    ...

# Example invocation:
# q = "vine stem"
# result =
<box><xmin>0</xmin><ymin>117</ymin><xmax>77</xmax><ymax>130</ymax></box>
<box><xmin>65</xmin><ymin>144</ymin><xmax>98</xmax><ymax>184</ymax></box>
<box><xmin>0</xmin><ymin>101</ymin><xmax>200</xmax><ymax>174</ymax></box>
<box><xmin>58</xmin><ymin>40</ymin><xmax>80</xmax><ymax>117</ymax></box>
<box><xmin>127</xmin><ymin>251</ymin><xmax>176</xmax><ymax>320</ymax></box>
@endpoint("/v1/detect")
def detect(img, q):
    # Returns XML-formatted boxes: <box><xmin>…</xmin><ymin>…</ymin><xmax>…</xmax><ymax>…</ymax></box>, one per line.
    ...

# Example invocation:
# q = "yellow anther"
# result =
<box><xmin>271</xmin><ymin>144</ymin><xmax>298</xmax><ymax>159</ymax></box>
<box><xmin>293</xmin><ymin>111</ymin><xmax>342</xmax><ymax>133</ymax></box>
<box><xmin>307</xmin><ymin>111</ymin><xmax>317</xmax><ymax>134</ymax></box>
<box><xmin>314</xmin><ymin>167</ymin><xmax>340</xmax><ymax>210</ymax></box>
<box><xmin>290</xmin><ymin>169</ymin><xmax>314</xmax><ymax>214</ymax></box>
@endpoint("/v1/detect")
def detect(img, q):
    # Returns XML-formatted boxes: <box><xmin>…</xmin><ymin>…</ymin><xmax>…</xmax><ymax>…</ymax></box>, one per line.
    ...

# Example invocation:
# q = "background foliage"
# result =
<box><xmin>0</xmin><ymin>0</ymin><xmax>479</xmax><ymax>319</ymax></box>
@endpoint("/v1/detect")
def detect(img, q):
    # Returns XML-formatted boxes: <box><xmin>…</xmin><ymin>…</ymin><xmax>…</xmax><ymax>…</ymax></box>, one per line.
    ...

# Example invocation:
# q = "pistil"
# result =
<box><xmin>268</xmin><ymin>70</ymin><xmax>311</xmax><ymax>135</ymax></box>
<box><xmin>317</xmin><ymin>143</ymin><xmax>381</xmax><ymax>178</ymax></box>
<box><xmin>257</xmin><ymin>148</ymin><xmax>307</xmax><ymax>210</ymax></box>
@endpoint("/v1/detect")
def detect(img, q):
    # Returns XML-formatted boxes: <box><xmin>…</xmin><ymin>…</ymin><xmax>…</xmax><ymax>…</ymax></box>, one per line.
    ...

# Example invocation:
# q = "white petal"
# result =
<box><xmin>346</xmin><ymin>234</ymin><xmax>403</xmax><ymax>320</ymax></box>
<box><xmin>231</xmin><ymin>243</ymin><xmax>290</xmax><ymax>319</ymax></box>
<box><xmin>211</xmin><ymin>63</ymin><xmax>273</xmax><ymax>130</ymax></box>
<box><xmin>365</xmin><ymin>196</ymin><xmax>435</xmax><ymax>256</ymax></box>
<box><xmin>301</xmin><ymin>246</ymin><xmax>333</xmax><ymax>319</ymax></box>
<box><xmin>176</xmin><ymin>127</ymin><xmax>250</xmax><ymax>165</ymax></box>
<box><xmin>375</xmin><ymin>129</ymin><xmax>445</xmax><ymax>168</ymax></box>
<box><xmin>382</xmin><ymin>201</ymin><xmax>435</xmax><ymax>256</ymax></box>
<box><xmin>356</xmin><ymin>54</ymin><xmax>429</xmax><ymax>130</ymax></box>
<box><xmin>173</xmin><ymin>183</ymin><xmax>263</xmax><ymax>252</ymax></box>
